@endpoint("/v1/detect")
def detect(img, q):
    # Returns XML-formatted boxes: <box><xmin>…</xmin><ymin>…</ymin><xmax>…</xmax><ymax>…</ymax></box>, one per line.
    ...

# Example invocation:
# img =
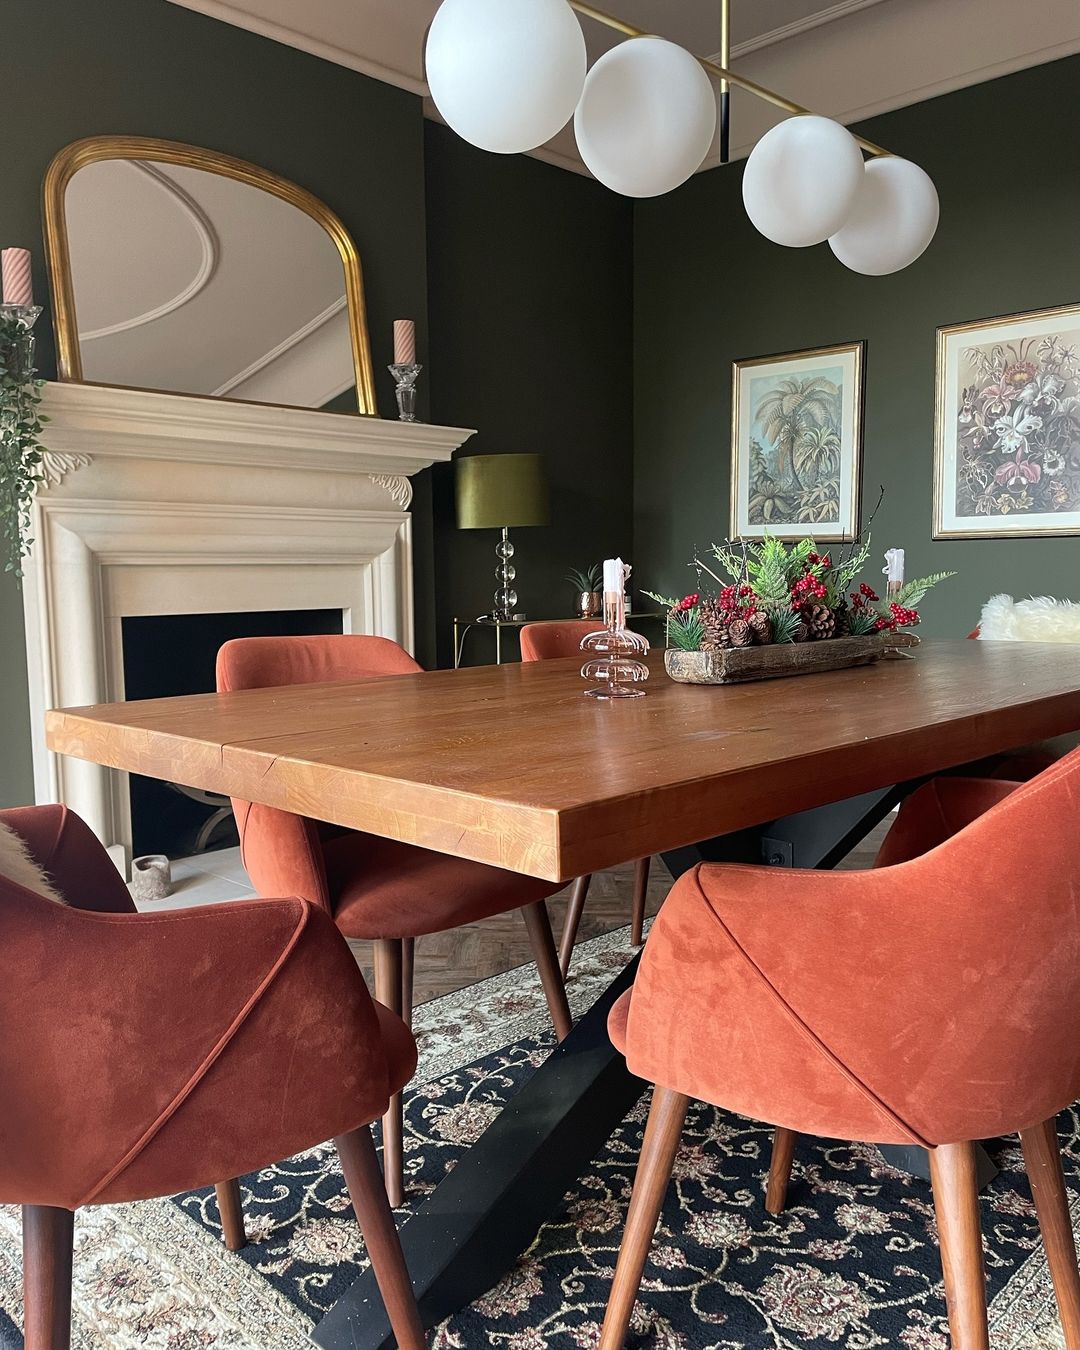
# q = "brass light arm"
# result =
<box><xmin>568</xmin><ymin>0</ymin><xmax>891</xmax><ymax>159</ymax></box>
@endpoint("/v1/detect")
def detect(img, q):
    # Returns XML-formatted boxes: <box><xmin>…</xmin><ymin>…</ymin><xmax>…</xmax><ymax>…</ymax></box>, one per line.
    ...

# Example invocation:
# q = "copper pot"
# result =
<box><xmin>576</xmin><ymin>590</ymin><xmax>602</xmax><ymax>618</ymax></box>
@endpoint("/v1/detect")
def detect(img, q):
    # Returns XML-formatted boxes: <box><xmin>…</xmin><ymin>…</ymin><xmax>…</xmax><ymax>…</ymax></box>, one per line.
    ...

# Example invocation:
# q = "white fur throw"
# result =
<box><xmin>979</xmin><ymin>593</ymin><xmax>1080</xmax><ymax>643</ymax></box>
<box><xmin>0</xmin><ymin>819</ymin><xmax>67</xmax><ymax>903</ymax></box>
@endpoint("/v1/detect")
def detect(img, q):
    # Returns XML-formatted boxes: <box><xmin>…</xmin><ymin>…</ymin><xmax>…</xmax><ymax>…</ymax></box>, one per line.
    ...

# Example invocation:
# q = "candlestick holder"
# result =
<box><xmin>580</xmin><ymin>590</ymin><xmax>649</xmax><ymax>699</ymax></box>
<box><xmin>388</xmin><ymin>362</ymin><xmax>422</xmax><ymax>423</ymax></box>
<box><xmin>0</xmin><ymin>304</ymin><xmax>43</xmax><ymax>385</ymax></box>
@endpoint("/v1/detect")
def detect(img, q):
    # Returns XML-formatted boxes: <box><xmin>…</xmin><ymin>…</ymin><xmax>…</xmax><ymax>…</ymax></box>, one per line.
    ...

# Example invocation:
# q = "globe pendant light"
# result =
<box><xmin>426</xmin><ymin>0</ymin><xmax>587</xmax><ymax>155</ymax></box>
<box><xmin>742</xmin><ymin>114</ymin><xmax>864</xmax><ymax>247</ymax></box>
<box><xmin>829</xmin><ymin>156</ymin><xmax>939</xmax><ymax>275</ymax></box>
<box><xmin>574</xmin><ymin>37</ymin><xmax>717</xmax><ymax>198</ymax></box>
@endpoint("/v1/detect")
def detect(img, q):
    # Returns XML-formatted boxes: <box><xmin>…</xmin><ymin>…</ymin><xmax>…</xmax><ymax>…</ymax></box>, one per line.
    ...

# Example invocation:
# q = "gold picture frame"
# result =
<box><xmin>934</xmin><ymin>301</ymin><xmax>1080</xmax><ymax>538</ymax></box>
<box><xmin>42</xmin><ymin>135</ymin><xmax>377</xmax><ymax>414</ymax></box>
<box><xmin>731</xmin><ymin>340</ymin><xmax>864</xmax><ymax>541</ymax></box>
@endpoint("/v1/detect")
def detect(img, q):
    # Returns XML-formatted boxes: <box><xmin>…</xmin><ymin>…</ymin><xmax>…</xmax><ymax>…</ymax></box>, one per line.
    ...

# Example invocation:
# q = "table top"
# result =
<box><xmin>46</xmin><ymin>640</ymin><xmax>1080</xmax><ymax>883</ymax></box>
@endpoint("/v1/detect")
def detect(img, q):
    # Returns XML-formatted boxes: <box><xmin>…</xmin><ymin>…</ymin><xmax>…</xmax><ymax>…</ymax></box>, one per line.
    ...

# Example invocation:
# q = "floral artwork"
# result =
<box><xmin>732</xmin><ymin>342</ymin><xmax>864</xmax><ymax>541</ymax></box>
<box><xmin>935</xmin><ymin>303</ymin><xmax>1080</xmax><ymax>537</ymax></box>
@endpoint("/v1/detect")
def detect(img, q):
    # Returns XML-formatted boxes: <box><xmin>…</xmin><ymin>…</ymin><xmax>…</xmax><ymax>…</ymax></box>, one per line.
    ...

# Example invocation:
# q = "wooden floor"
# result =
<box><xmin>350</xmin><ymin>819</ymin><xmax>890</xmax><ymax>1009</ymax></box>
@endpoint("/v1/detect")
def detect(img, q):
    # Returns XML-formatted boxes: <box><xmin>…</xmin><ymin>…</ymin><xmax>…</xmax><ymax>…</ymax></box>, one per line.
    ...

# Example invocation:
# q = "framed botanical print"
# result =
<box><xmin>731</xmin><ymin>341</ymin><xmax>864</xmax><ymax>541</ymax></box>
<box><xmin>935</xmin><ymin>302</ymin><xmax>1080</xmax><ymax>538</ymax></box>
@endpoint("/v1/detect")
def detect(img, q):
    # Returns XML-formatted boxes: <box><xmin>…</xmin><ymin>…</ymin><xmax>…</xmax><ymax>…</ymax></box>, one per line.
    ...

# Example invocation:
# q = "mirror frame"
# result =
<box><xmin>42</xmin><ymin>135</ymin><xmax>377</xmax><ymax>414</ymax></box>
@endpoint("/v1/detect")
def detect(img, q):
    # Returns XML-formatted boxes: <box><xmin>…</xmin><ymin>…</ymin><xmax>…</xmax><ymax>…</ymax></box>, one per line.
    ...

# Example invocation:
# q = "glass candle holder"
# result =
<box><xmin>580</xmin><ymin>589</ymin><xmax>649</xmax><ymax>699</ymax></box>
<box><xmin>388</xmin><ymin>362</ymin><xmax>422</xmax><ymax>422</ymax></box>
<box><xmin>0</xmin><ymin>304</ymin><xmax>43</xmax><ymax>385</ymax></box>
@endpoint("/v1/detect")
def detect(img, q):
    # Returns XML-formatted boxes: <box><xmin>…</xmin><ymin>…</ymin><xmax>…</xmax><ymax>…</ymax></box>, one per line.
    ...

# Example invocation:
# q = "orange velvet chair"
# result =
<box><xmin>519</xmin><ymin>621</ymin><xmax>653</xmax><ymax>974</ymax></box>
<box><xmin>0</xmin><ymin>804</ymin><xmax>426</xmax><ymax>1350</ymax></box>
<box><xmin>600</xmin><ymin>751</ymin><xmax>1080</xmax><ymax>1350</ymax></box>
<box><xmin>216</xmin><ymin>634</ymin><xmax>571</xmax><ymax>1206</ymax></box>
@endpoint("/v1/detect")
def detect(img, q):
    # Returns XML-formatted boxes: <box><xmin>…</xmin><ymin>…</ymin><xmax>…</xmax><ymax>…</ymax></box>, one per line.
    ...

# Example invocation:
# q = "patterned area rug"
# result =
<box><xmin>1</xmin><ymin>923</ymin><xmax>1071</xmax><ymax>1348</ymax></box>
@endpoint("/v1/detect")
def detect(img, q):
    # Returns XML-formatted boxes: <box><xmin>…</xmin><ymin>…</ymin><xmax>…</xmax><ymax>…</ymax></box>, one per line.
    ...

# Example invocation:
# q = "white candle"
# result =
<box><xmin>393</xmin><ymin>319</ymin><xmax>416</xmax><ymax>365</ymax></box>
<box><xmin>1</xmin><ymin>248</ymin><xmax>32</xmax><ymax>306</ymax></box>
<box><xmin>603</xmin><ymin>558</ymin><xmax>623</xmax><ymax>595</ymax></box>
<box><xmin>882</xmin><ymin>548</ymin><xmax>905</xmax><ymax>591</ymax></box>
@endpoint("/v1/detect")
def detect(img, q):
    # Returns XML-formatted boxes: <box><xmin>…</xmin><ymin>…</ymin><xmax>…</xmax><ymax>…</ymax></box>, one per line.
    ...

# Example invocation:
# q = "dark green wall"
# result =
<box><xmin>634</xmin><ymin>56</ymin><xmax>1080</xmax><ymax>635</ymax></box>
<box><xmin>424</xmin><ymin>123</ymin><xmax>634</xmax><ymax>668</ymax></box>
<box><xmin>0</xmin><ymin>0</ymin><xmax>431</xmax><ymax>805</ymax></box>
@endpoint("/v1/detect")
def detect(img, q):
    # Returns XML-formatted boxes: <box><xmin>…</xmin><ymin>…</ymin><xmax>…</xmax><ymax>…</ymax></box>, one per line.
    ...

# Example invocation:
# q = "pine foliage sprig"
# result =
<box><xmin>766</xmin><ymin>606</ymin><xmax>803</xmax><ymax>644</ymax></box>
<box><xmin>847</xmin><ymin>606</ymin><xmax>880</xmax><ymax>636</ymax></box>
<box><xmin>667</xmin><ymin>608</ymin><xmax>705</xmax><ymax>651</ymax></box>
<box><xmin>895</xmin><ymin>572</ymin><xmax>957</xmax><ymax>607</ymax></box>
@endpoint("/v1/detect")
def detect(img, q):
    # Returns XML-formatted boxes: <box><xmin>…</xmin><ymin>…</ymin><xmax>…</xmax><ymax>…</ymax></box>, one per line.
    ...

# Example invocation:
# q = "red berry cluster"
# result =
<box><xmin>718</xmin><ymin>583</ymin><xmax>759</xmax><ymax>619</ymax></box>
<box><xmin>850</xmin><ymin>582</ymin><xmax>880</xmax><ymax>611</ymax></box>
<box><xmin>806</xmin><ymin>552</ymin><xmax>832</xmax><ymax>569</ymax></box>
<box><xmin>791</xmin><ymin>573</ymin><xmax>827</xmax><ymax>606</ymax></box>
<box><xmin>875</xmin><ymin>602</ymin><xmax>921</xmax><ymax>631</ymax></box>
<box><xmin>674</xmin><ymin>592</ymin><xmax>700</xmax><ymax>613</ymax></box>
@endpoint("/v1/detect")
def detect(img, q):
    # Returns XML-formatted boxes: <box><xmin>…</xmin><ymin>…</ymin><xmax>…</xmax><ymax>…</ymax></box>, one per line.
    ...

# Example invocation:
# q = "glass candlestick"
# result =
<box><xmin>388</xmin><ymin>362</ymin><xmax>422</xmax><ymax>422</ymax></box>
<box><xmin>0</xmin><ymin>304</ymin><xmax>43</xmax><ymax>385</ymax></box>
<box><xmin>580</xmin><ymin>588</ymin><xmax>649</xmax><ymax>699</ymax></box>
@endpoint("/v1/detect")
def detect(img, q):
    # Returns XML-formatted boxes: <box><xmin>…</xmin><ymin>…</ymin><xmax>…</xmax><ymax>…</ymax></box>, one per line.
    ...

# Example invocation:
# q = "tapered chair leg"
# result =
<box><xmin>630</xmin><ymin>857</ymin><xmax>651</xmax><ymax>948</ymax></box>
<box><xmin>374</xmin><ymin>937</ymin><xmax>406</xmax><ymax>1207</ymax></box>
<box><xmin>1021</xmin><ymin>1117</ymin><xmax>1080</xmax><ymax>1346</ymax></box>
<box><xmin>22</xmin><ymin>1204</ymin><xmax>74</xmax><ymax>1350</ymax></box>
<box><xmin>215</xmin><ymin>1179</ymin><xmax>247</xmax><ymax>1251</ymax></box>
<box><xmin>401</xmin><ymin>936</ymin><xmax>415</xmax><ymax>1031</ymax></box>
<box><xmin>521</xmin><ymin>900</ymin><xmax>573</xmax><ymax>1041</ymax></box>
<box><xmin>929</xmin><ymin>1141</ymin><xmax>990</xmax><ymax>1350</ymax></box>
<box><xmin>765</xmin><ymin>1127</ymin><xmax>798</xmax><ymax>1216</ymax></box>
<box><xmin>558</xmin><ymin>874</ymin><xmax>592</xmax><ymax>978</ymax></box>
<box><xmin>599</xmin><ymin>1087</ymin><xmax>690</xmax><ymax>1350</ymax></box>
<box><xmin>335</xmin><ymin>1126</ymin><xmax>426</xmax><ymax>1350</ymax></box>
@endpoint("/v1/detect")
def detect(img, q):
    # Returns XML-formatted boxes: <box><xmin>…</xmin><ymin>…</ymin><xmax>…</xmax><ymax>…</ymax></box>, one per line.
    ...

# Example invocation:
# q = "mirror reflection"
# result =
<box><xmin>61</xmin><ymin>156</ymin><xmax>356</xmax><ymax>407</ymax></box>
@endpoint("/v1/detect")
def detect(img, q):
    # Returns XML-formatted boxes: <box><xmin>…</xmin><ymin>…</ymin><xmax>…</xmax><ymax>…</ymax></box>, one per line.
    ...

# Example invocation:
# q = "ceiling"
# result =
<box><xmin>167</xmin><ymin>0</ymin><xmax>1080</xmax><ymax>174</ymax></box>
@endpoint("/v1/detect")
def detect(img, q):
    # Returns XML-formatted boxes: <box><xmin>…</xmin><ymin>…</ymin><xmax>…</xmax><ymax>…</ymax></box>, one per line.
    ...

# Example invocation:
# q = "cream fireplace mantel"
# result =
<box><xmin>23</xmin><ymin>380</ymin><xmax>475</xmax><ymax>861</ymax></box>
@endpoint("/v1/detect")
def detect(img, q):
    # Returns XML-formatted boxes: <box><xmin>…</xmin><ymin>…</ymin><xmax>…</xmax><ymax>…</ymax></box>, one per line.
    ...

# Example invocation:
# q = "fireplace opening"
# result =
<box><xmin>122</xmin><ymin>609</ymin><xmax>343</xmax><ymax>859</ymax></box>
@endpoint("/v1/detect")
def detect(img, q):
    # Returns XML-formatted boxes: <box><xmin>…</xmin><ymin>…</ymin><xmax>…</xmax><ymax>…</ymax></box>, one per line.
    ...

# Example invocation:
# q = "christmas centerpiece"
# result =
<box><xmin>646</xmin><ymin>535</ymin><xmax>954</xmax><ymax>685</ymax></box>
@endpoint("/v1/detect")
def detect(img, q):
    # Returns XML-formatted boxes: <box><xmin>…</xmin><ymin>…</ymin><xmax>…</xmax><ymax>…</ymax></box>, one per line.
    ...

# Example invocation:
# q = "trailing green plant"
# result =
<box><xmin>0</xmin><ymin>314</ymin><xmax>46</xmax><ymax>580</ymax></box>
<box><xmin>565</xmin><ymin>562</ymin><xmax>602</xmax><ymax>593</ymax></box>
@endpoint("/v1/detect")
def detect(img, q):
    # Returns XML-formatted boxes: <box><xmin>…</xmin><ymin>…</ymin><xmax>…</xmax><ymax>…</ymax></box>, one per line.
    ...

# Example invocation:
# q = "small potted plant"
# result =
<box><xmin>565</xmin><ymin>562</ymin><xmax>603</xmax><ymax>618</ymax></box>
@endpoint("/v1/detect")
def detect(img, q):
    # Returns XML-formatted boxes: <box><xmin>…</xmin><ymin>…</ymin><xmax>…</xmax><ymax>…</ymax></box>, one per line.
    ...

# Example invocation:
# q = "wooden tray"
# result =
<box><xmin>665</xmin><ymin>633</ymin><xmax>888</xmax><ymax>685</ymax></box>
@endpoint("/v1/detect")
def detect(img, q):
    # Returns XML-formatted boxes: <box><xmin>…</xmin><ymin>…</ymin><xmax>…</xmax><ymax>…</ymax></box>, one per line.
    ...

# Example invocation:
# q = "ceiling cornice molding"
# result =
<box><xmin>164</xmin><ymin>0</ymin><xmax>429</xmax><ymax>96</ymax></box>
<box><xmin>717</xmin><ymin>0</ymin><xmax>892</xmax><ymax>62</ymax></box>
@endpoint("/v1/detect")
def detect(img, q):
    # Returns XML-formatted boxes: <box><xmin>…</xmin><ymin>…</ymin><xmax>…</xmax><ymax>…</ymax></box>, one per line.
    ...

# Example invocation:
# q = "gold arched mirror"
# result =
<box><xmin>43</xmin><ymin>136</ymin><xmax>377</xmax><ymax>413</ymax></box>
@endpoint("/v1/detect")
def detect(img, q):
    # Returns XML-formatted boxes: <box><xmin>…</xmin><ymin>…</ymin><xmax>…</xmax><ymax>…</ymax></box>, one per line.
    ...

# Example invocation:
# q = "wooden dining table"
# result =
<box><xmin>46</xmin><ymin>638</ymin><xmax>1080</xmax><ymax>1348</ymax></box>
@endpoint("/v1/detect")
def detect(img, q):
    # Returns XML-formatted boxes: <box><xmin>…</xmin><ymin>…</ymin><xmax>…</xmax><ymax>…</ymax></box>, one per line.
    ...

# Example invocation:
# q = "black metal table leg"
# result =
<box><xmin>314</xmin><ymin>777</ymin><xmax>970</xmax><ymax>1346</ymax></box>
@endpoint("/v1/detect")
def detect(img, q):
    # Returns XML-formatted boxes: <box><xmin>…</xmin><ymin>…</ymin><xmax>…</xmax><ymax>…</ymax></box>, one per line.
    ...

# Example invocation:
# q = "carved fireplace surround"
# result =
<box><xmin>23</xmin><ymin>381</ymin><xmax>474</xmax><ymax>862</ymax></box>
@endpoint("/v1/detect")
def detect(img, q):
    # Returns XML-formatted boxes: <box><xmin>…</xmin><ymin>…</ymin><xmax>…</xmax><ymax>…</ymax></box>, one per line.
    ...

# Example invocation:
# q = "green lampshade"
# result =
<box><xmin>456</xmin><ymin>453</ymin><xmax>549</xmax><ymax>530</ymax></box>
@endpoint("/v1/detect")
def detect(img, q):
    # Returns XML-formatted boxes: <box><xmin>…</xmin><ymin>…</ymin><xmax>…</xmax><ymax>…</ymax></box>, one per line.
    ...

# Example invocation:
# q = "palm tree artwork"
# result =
<box><xmin>748</xmin><ymin>367</ymin><xmax>844</xmax><ymax>528</ymax></box>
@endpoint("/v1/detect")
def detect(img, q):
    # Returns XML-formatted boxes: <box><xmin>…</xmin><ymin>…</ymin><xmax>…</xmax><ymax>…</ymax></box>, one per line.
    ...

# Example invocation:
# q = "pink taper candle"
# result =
<box><xmin>393</xmin><ymin>319</ymin><xmax>416</xmax><ymax>365</ymax></box>
<box><xmin>1</xmin><ymin>248</ymin><xmax>33</xmax><ymax>306</ymax></box>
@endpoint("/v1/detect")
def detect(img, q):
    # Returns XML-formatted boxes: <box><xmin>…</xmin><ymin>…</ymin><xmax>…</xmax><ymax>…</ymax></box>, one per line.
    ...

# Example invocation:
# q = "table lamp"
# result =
<box><xmin>456</xmin><ymin>453</ymin><xmax>549</xmax><ymax>620</ymax></box>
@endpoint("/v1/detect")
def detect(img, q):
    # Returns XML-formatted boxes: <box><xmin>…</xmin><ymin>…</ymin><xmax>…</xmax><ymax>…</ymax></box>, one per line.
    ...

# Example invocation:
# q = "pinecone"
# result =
<box><xmin>791</xmin><ymin>619</ymin><xmax>811</xmax><ymax>643</ymax></box>
<box><xmin>805</xmin><ymin>604</ymin><xmax>837</xmax><ymax>640</ymax></box>
<box><xmin>833</xmin><ymin>603</ymin><xmax>851</xmax><ymax>638</ymax></box>
<box><xmin>699</xmin><ymin>599</ymin><xmax>731</xmax><ymax>651</ymax></box>
<box><xmin>747</xmin><ymin>611</ymin><xmax>773</xmax><ymax>645</ymax></box>
<box><xmin>728</xmin><ymin>618</ymin><xmax>753</xmax><ymax>648</ymax></box>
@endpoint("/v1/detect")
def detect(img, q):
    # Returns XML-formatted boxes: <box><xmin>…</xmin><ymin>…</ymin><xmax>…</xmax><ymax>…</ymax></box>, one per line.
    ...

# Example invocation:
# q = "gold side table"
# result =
<box><xmin>453</xmin><ymin>613</ymin><xmax>661</xmax><ymax>669</ymax></box>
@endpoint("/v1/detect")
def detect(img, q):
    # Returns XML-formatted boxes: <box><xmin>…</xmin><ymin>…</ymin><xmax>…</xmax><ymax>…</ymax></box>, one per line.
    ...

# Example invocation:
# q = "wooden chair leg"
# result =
<box><xmin>929</xmin><ymin>1141</ymin><xmax>990</xmax><ymax>1350</ymax></box>
<box><xmin>335</xmin><ymin>1126</ymin><xmax>426</xmax><ymax>1350</ymax></box>
<box><xmin>558</xmin><ymin>874</ymin><xmax>591</xmax><ymax>978</ymax></box>
<box><xmin>630</xmin><ymin>857</ymin><xmax>651</xmax><ymax>948</ymax></box>
<box><xmin>374</xmin><ymin>937</ymin><xmax>406</xmax><ymax>1208</ymax></box>
<box><xmin>521</xmin><ymin>900</ymin><xmax>573</xmax><ymax>1041</ymax></box>
<box><xmin>22</xmin><ymin>1204</ymin><xmax>74</xmax><ymax>1350</ymax></box>
<box><xmin>599</xmin><ymin>1087</ymin><xmax>690</xmax><ymax>1350</ymax></box>
<box><xmin>765</xmin><ymin>1127</ymin><xmax>798</xmax><ymax>1215</ymax></box>
<box><xmin>215</xmin><ymin>1179</ymin><xmax>247</xmax><ymax>1251</ymax></box>
<box><xmin>1021</xmin><ymin>1117</ymin><xmax>1080</xmax><ymax>1346</ymax></box>
<box><xmin>401</xmin><ymin>936</ymin><xmax>415</xmax><ymax>1031</ymax></box>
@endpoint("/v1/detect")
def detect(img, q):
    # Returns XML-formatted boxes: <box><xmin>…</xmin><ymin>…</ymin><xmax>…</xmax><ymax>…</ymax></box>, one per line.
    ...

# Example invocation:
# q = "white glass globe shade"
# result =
<box><xmin>829</xmin><ymin>156</ymin><xmax>939</xmax><ymax>275</ymax></box>
<box><xmin>742</xmin><ymin>115</ymin><xmax>864</xmax><ymax>247</ymax></box>
<box><xmin>574</xmin><ymin>37</ymin><xmax>717</xmax><ymax>198</ymax></box>
<box><xmin>426</xmin><ymin>0</ymin><xmax>586</xmax><ymax>154</ymax></box>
